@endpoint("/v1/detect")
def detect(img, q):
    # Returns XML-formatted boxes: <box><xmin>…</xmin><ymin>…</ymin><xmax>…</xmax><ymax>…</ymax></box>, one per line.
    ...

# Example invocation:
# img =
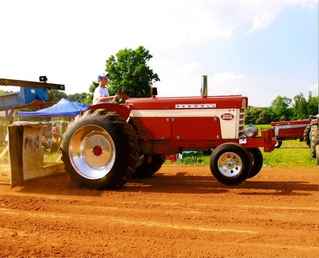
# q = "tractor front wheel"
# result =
<box><xmin>210</xmin><ymin>144</ymin><xmax>252</xmax><ymax>186</ymax></box>
<box><xmin>134</xmin><ymin>154</ymin><xmax>165</xmax><ymax>178</ymax></box>
<box><xmin>247</xmin><ymin>148</ymin><xmax>263</xmax><ymax>179</ymax></box>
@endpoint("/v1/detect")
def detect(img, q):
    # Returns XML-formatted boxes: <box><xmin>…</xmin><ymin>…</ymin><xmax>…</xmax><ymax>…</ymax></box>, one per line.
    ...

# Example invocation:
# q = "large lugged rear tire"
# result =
<box><xmin>210</xmin><ymin>144</ymin><xmax>252</xmax><ymax>186</ymax></box>
<box><xmin>310</xmin><ymin>125</ymin><xmax>319</xmax><ymax>158</ymax></box>
<box><xmin>304</xmin><ymin>125</ymin><xmax>310</xmax><ymax>146</ymax></box>
<box><xmin>247</xmin><ymin>148</ymin><xmax>263</xmax><ymax>179</ymax></box>
<box><xmin>61</xmin><ymin>110</ymin><xmax>138</xmax><ymax>189</ymax></box>
<box><xmin>134</xmin><ymin>155</ymin><xmax>165</xmax><ymax>178</ymax></box>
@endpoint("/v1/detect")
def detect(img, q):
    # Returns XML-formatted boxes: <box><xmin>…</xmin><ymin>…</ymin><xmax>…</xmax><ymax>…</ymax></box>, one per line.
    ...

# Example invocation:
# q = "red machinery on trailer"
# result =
<box><xmin>61</xmin><ymin>76</ymin><xmax>277</xmax><ymax>189</ymax></box>
<box><xmin>271</xmin><ymin>119</ymin><xmax>310</xmax><ymax>148</ymax></box>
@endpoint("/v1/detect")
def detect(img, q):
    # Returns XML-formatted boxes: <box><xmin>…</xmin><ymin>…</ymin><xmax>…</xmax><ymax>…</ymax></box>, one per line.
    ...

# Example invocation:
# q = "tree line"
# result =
<box><xmin>245</xmin><ymin>94</ymin><xmax>319</xmax><ymax>125</ymax></box>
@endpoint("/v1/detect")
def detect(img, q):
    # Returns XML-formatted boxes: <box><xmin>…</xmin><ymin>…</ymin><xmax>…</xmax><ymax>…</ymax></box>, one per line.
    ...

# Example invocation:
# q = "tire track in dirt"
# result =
<box><xmin>1</xmin><ymin>194</ymin><xmax>318</xmax><ymax>233</ymax></box>
<box><xmin>0</xmin><ymin>207</ymin><xmax>257</xmax><ymax>234</ymax></box>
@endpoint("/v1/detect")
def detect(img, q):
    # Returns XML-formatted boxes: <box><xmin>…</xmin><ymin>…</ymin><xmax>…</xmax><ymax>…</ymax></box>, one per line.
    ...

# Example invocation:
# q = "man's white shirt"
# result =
<box><xmin>93</xmin><ymin>86</ymin><xmax>109</xmax><ymax>104</ymax></box>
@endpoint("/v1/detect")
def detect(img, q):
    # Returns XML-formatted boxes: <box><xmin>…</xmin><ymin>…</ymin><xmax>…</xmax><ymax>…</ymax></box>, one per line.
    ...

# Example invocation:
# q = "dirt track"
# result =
<box><xmin>0</xmin><ymin>166</ymin><xmax>319</xmax><ymax>257</ymax></box>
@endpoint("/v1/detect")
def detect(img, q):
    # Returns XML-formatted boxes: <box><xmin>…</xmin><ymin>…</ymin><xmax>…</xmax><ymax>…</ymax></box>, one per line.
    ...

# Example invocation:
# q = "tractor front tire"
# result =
<box><xmin>210</xmin><ymin>144</ymin><xmax>252</xmax><ymax>186</ymax></box>
<box><xmin>61</xmin><ymin>110</ymin><xmax>138</xmax><ymax>189</ymax></box>
<box><xmin>134</xmin><ymin>155</ymin><xmax>165</xmax><ymax>178</ymax></box>
<box><xmin>247</xmin><ymin>148</ymin><xmax>263</xmax><ymax>179</ymax></box>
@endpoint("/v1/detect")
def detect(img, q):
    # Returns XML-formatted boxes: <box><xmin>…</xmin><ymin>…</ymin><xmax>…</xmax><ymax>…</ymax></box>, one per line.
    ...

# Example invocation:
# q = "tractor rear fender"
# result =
<box><xmin>88</xmin><ymin>103</ymin><xmax>131</xmax><ymax>120</ymax></box>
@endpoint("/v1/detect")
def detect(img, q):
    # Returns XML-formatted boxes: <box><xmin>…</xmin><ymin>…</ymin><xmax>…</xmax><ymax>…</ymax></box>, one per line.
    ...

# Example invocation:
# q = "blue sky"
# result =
<box><xmin>202</xmin><ymin>7</ymin><xmax>318</xmax><ymax>77</ymax></box>
<box><xmin>0</xmin><ymin>0</ymin><xmax>318</xmax><ymax>106</ymax></box>
<box><xmin>156</xmin><ymin>4</ymin><xmax>318</xmax><ymax>106</ymax></box>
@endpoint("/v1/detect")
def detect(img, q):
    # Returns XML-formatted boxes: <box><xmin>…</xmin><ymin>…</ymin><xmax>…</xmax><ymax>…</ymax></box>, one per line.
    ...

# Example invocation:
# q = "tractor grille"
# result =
<box><xmin>239</xmin><ymin>109</ymin><xmax>245</xmax><ymax>135</ymax></box>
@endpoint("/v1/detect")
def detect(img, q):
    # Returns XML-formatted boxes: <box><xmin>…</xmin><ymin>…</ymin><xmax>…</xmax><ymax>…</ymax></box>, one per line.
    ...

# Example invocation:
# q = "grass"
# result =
<box><xmin>256</xmin><ymin>124</ymin><xmax>272</xmax><ymax>130</ymax></box>
<box><xmin>174</xmin><ymin>140</ymin><xmax>315</xmax><ymax>168</ymax></box>
<box><xmin>263</xmin><ymin>140</ymin><xmax>315</xmax><ymax>168</ymax></box>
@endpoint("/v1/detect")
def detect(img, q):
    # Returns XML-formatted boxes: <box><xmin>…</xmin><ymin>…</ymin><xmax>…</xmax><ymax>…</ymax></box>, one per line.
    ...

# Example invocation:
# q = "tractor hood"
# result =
<box><xmin>126</xmin><ymin>95</ymin><xmax>248</xmax><ymax>110</ymax></box>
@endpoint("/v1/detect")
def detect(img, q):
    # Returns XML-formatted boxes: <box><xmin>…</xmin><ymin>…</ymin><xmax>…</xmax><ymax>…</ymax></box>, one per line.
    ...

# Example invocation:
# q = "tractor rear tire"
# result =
<box><xmin>134</xmin><ymin>155</ymin><xmax>165</xmax><ymax>178</ymax></box>
<box><xmin>61</xmin><ymin>110</ymin><xmax>138</xmax><ymax>189</ymax></box>
<box><xmin>247</xmin><ymin>148</ymin><xmax>263</xmax><ymax>179</ymax></box>
<box><xmin>210</xmin><ymin>144</ymin><xmax>252</xmax><ymax>186</ymax></box>
<box><xmin>304</xmin><ymin>125</ymin><xmax>311</xmax><ymax>146</ymax></box>
<box><xmin>310</xmin><ymin>125</ymin><xmax>319</xmax><ymax>158</ymax></box>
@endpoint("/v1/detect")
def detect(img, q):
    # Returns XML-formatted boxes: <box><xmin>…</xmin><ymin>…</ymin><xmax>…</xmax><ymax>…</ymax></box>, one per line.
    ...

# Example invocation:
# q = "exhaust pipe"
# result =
<box><xmin>201</xmin><ymin>75</ymin><xmax>208</xmax><ymax>97</ymax></box>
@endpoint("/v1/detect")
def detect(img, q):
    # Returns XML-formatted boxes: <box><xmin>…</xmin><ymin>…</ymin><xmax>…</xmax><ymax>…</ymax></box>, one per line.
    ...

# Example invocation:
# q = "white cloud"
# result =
<box><xmin>0</xmin><ymin>0</ymin><xmax>317</xmax><ymax>106</ymax></box>
<box><xmin>243</xmin><ymin>0</ymin><xmax>319</xmax><ymax>31</ymax></box>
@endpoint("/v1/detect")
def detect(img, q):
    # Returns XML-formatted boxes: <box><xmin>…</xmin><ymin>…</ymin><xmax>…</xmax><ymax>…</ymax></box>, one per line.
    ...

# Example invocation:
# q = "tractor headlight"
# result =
<box><xmin>243</xmin><ymin>126</ymin><xmax>258</xmax><ymax>138</ymax></box>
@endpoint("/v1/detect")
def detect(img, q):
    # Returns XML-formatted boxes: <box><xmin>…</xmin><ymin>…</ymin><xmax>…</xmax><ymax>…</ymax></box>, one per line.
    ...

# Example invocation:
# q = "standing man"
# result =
<box><xmin>93</xmin><ymin>74</ymin><xmax>114</xmax><ymax>104</ymax></box>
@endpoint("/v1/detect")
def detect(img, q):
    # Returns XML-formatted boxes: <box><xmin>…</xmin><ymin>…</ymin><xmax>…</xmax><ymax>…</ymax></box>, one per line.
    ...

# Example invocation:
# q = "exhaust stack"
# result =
<box><xmin>201</xmin><ymin>75</ymin><xmax>208</xmax><ymax>97</ymax></box>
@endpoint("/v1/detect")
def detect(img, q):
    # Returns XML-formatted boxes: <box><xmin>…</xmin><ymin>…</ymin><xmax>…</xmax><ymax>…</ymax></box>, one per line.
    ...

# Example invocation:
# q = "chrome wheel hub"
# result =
<box><xmin>217</xmin><ymin>152</ymin><xmax>243</xmax><ymax>178</ymax></box>
<box><xmin>68</xmin><ymin>124</ymin><xmax>116</xmax><ymax>180</ymax></box>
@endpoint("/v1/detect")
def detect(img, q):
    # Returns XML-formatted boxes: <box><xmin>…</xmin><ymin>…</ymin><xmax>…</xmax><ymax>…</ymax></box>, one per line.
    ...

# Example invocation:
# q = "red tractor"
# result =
<box><xmin>61</xmin><ymin>78</ymin><xmax>276</xmax><ymax>189</ymax></box>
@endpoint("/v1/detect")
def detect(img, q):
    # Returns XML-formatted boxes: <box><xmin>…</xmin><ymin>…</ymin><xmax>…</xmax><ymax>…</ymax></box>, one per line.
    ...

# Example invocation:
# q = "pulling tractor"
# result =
<box><xmin>61</xmin><ymin>76</ymin><xmax>277</xmax><ymax>189</ymax></box>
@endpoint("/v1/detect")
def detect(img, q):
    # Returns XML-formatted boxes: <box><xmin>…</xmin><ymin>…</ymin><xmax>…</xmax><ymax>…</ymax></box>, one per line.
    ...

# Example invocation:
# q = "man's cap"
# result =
<box><xmin>98</xmin><ymin>73</ymin><xmax>109</xmax><ymax>81</ymax></box>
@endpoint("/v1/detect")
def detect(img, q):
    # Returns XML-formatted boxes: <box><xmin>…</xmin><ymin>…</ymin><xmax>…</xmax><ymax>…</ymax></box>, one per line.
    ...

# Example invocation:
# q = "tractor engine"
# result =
<box><xmin>126</xmin><ymin>95</ymin><xmax>248</xmax><ymax>155</ymax></box>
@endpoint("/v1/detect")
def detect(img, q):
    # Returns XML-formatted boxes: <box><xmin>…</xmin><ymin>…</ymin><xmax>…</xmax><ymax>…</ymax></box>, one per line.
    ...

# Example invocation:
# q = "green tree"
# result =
<box><xmin>106</xmin><ymin>46</ymin><xmax>159</xmax><ymax>97</ymax></box>
<box><xmin>256</xmin><ymin>108</ymin><xmax>273</xmax><ymax>124</ymax></box>
<box><xmin>245</xmin><ymin>106</ymin><xmax>261</xmax><ymax>124</ymax></box>
<box><xmin>271</xmin><ymin>96</ymin><xmax>292</xmax><ymax>120</ymax></box>
<box><xmin>308</xmin><ymin>96</ymin><xmax>319</xmax><ymax>116</ymax></box>
<box><xmin>48</xmin><ymin>90</ymin><xmax>67</xmax><ymax>102</ymax></box>
<box><xmin>293</xmin><ymin>93</ymin><xmax>308</xmax><ymax>119</ymax></box>
<box><xmin>67</xmin><ymin>92</ymin><xmax>91</xmax><ymax>104</ymax></box>
<box><xmin>245</xmin><ymin>106</ymin><xmax>274</xmax><ymax>125</ymax></box>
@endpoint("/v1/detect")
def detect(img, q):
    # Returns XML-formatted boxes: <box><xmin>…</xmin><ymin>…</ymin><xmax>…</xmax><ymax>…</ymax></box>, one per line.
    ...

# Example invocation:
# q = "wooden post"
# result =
<box><xmin>8</xmin><ymin>125</ymin><xmax>24</xmax><ymax>186</ymax></box>
<box><xmin>0</xmin><ymin>78</ymin><xmax>65</xmax><ymax>90</ymax></box>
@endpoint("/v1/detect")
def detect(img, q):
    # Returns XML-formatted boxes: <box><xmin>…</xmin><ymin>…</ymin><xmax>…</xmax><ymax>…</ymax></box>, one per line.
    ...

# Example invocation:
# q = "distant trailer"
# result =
<box><xmin>271</xmin><ymin>119</ymin><xmax>310</xmax><ymax>147</ymax></box>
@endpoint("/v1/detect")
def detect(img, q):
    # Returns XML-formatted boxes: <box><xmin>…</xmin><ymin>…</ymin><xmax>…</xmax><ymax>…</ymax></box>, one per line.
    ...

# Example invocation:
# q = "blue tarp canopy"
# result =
<box><xmin>18</xmin><ymin>98</ymin><xmax>88</xmax><ymax>117</ymax></box>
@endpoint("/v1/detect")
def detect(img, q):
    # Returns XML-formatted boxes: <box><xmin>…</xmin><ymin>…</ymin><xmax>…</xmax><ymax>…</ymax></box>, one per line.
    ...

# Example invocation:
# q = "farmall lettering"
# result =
<box><xmin>62</xmin><ymin>86</ymin><xmax>277</xmax><ymax>190</ymax></box>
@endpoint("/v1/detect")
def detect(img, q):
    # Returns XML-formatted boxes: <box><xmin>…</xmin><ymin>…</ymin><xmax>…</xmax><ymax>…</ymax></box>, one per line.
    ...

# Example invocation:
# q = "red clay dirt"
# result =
<box><xmin>0</xmin><ymin>165</ymin><xmax>318</xmax><ymax>257</ymax></box>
